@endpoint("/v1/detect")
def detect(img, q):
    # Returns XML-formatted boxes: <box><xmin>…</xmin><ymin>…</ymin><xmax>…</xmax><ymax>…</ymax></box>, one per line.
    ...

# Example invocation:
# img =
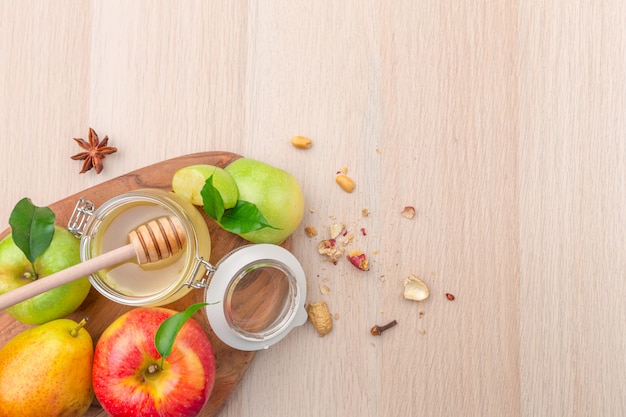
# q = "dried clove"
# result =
<box><xmin>370</xmin><ymin>320</ymin><xmax>398</xmax><ymax>336</ymax></box>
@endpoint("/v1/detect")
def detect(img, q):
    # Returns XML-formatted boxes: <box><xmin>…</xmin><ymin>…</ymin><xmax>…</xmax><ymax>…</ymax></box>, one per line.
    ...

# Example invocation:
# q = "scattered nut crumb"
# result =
<box><xmin>309</xmin><ymin>208</ymin><xmax>317</xmax><ymax>213</ymax></box>
<box><xmin>329</xmin><ymin>223</ymin><xmax>346</xmax><ymax>239</ymax></box>
<box><xmin>375</xmin><ymin>148</ymin><xmax>382</xmax><ymax>154</ymax></box>
<box><xmin>401</xmin><ymin>206</ymin><xmax>416</xmax><ymax>219</ymax></box>
<box><xmin>307</xmin><ymin>301</ymin><xmax>333</xmax><ymax>336</ymax></box>
<box><xmin>290</xmin><ymin>135</ymin><xmax>312</xmax><ymax>149</ymax></box>
<box><xmin>335</xmin><ymin>174</ymin><xmax>356</xmax><ymax>193</ymax></box>
<box><xmin>418</xmin><ymin>310</ymin><xmax>425</xmax><ymax>319</ymax></box>
<box><xmin>318</xmin><ymin>239</ymin><xmax>345</xmax><ymax>263</ymax></box>
<box><xmin>362</xmin><ymin>208</ymin><xmax>370</xmax><ymax>217</ymax></box>
<box><xmin>304</xmin><ymin>226</ymin><xmax>318</xmax><ymax>237</ymax></box>
<box><xmin>418</xmin><ymin>328</ymin><xmax>426</xmax><ymax>335</ymax></box>
<box><xmin>403</xmin><ymin>274</ymin><xmax>430</xmax><ymax>301</ymax></box>
<box><xmin>320</xmin><ymin>284</ymin><xmax>331</xmax><ymax>295</ymax></box>
<box><xmin>333</xmin><ymin>313</ymin><xmax>340</xmax><ymax>320</ymax></box>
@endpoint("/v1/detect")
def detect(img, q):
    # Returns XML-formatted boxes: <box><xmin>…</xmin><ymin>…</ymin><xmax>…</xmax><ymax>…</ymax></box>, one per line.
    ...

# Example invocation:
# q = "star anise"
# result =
<box><xmin>71</xmin><ymin>128</ymin><xmax>117</xmax><ymax>174</ymax></box>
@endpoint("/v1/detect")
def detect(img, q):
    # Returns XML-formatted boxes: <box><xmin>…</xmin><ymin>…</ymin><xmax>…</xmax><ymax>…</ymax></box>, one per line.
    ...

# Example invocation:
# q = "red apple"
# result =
<box><xmin>92</xmin><ymin>307</ymin><xmax>216</xmax><ymax>417</ymax></box>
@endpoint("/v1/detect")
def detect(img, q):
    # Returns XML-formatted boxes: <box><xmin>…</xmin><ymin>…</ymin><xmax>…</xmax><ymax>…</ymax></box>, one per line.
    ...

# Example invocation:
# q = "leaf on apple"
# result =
<box><xmin>8</xmin><ymin>198</ymin><xmax>55</xmax><ymax>270</ymax></box>
<box><xmin>200</xmin><ymin>175</ymin><xmax>226</xmax><ymax>221</ymax></box>
<box><xmin>155</xmin><ymin>302</ymin><xmax>209</xmax><ymax>364</ymax></box>
<box><xmin>200</xmin><ymin>175</ymin><xmax>279</xmax><ymax>234</ymax></box>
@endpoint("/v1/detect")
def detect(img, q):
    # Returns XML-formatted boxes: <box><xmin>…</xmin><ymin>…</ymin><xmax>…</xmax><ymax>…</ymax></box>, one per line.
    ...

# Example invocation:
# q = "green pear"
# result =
<box><xmin>0</xmin><ymin>318</ymin><xmax>94</xmax><ymax>417</ymax></box>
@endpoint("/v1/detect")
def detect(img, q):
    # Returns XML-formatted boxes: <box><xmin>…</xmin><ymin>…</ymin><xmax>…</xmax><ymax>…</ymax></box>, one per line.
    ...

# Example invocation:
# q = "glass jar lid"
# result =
<box><xmin>204</xmin><ymin>244</ymin><xmax>308</xmax><ymax>351</ymax></box>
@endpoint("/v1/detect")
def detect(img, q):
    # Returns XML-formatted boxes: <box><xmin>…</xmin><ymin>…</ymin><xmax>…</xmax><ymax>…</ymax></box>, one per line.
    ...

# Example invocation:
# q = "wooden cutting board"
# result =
<box><xmin>0</xmin><ymin>152</ymin><xmax>288</xmax><ymax>416</ymax></box>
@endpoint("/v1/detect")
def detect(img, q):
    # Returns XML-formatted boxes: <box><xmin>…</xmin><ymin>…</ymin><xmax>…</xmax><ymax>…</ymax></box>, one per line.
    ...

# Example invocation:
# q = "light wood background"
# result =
<box><xmin>1</xmin><ymin>1</ymin><xmax>625</xmax><ymax>417</ymax></box>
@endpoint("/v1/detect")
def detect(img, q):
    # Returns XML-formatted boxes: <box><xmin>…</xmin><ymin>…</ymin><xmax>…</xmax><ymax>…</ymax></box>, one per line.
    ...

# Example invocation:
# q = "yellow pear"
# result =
<box><xmin>0</xmin><ymin>318</ymin><xmax>94</xmax><ymax>417</ymax></box>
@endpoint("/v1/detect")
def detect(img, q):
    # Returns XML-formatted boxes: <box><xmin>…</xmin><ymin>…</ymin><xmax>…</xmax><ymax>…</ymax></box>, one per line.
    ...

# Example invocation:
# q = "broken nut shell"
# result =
<box><xmin>307</xmin><ymin>301</ymin><xmax>333</xmax><ymax>336</ymax></box>
<box><xmin>403</xmin><ymin>274</ymin><xmax>430</xmax><ymax>301</ymax></box>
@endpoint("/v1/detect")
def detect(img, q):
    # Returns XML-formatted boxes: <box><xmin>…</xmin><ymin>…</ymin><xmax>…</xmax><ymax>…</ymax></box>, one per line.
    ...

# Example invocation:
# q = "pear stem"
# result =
<box><xmin>70</xmin><ymin>317</ymin><xmax>89</xmax><ymax>337</ymax></box>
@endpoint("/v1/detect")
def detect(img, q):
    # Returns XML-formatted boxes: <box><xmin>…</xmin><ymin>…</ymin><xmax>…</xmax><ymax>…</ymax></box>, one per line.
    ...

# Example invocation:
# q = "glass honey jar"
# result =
<box><xmin>68</xmin><ymin>188</ymin><xmax>307</xmax><ymax>351</ymax></box>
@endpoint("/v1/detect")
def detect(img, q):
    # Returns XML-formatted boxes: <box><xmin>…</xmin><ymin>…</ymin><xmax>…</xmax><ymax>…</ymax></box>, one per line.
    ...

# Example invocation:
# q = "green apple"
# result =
<box><xmin>224</xmin><ymin>158</ymin><xmax>305</xmax><ymax>244</ymax></box>
<box><xmin>172</xmin><ymin>164</ymin><xmax>238</xmax><ymax>208</ymax></box>
<box><xmin>0</xmin><ymin>226</ymin><xmax>91</xmax><ymax>325</ymax></box>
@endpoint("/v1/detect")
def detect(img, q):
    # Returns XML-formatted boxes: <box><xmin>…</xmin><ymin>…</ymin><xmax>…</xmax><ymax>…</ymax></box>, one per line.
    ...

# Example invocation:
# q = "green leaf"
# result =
<box><xmin>8</xmin><ymin>198</ymin><xmax>55</xmax><ymax>265</ymax></box>
<box><xmin>200</xmin><ymin>175</ymin><xmax>225</xmax><ymax>222</ymax></box>
<box><xmin>218</xmin><ymin>200</ymin><xmax>279</xmax><ymax>234</ymax></box>
<box><xmin>155</xmin><ymin>302</ymin><xmax>209</xmax><ymax>361</ymax></box>
<box><xmin>200</xmin><ymin>175</ymin><xmax>279</xmax><ymax>234</ymax></box>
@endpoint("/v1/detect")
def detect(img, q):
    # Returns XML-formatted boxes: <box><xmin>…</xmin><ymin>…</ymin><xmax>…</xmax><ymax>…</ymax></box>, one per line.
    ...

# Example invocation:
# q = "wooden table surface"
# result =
<box><xmin>1</xmin><ymin>2</ymin><xmax>625</xmax><ymax>416</ymax></box>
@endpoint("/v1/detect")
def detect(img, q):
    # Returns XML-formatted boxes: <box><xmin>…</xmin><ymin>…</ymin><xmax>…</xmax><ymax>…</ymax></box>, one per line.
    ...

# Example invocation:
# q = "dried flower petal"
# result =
<box><xmin>347</xmin><ymin>250</ymin><xmax>369</xmax><ymax>271</ymax></box>
<box><xmin>403</xmin><ymin>274</ymin><xmax>429</xmax><ymax>301</ymax></box>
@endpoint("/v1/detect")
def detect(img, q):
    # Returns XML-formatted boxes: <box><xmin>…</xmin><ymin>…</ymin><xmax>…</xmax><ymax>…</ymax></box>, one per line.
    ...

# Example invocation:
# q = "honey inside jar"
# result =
<box><xmin>94</xmin><ymin>203</ymin><xmax>186</xmax><ymax>296</ymax></box>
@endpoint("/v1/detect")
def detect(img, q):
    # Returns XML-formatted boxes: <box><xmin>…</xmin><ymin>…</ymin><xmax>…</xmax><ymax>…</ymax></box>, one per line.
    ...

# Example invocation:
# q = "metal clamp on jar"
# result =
<box><xmin>68</xmin><ymin>188</ymin><xmax>308</xmax><ymax>351</ymax></box>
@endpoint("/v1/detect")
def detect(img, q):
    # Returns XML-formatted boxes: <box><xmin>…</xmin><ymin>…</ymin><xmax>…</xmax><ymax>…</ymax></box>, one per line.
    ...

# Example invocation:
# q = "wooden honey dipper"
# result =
<box><xmin>0</xmin><ymin>216</ymin><xmax>186</xmax><ymax>310</ymax></box>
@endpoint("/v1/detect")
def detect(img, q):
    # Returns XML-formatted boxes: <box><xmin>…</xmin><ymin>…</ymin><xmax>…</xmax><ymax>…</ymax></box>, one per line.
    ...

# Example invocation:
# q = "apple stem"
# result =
<box><xmin>70</xmin><ymin>317</ymin><xmax>89</xmax><ymax>337</ymax></box>
<box><xmin>147</xmin><ymin>364</ymin><xmax>160</xmax><ymax>375</ymax></box>
<box><xmin>22</xmin><ymin>270</ymin><xmax>36</xmax><ymax>281</ymax></box>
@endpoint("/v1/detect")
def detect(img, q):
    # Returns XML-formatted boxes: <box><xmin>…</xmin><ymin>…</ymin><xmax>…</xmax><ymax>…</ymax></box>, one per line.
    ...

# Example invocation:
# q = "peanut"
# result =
<box><xmin>335</xmin><ymin>174</ymin><xmax>356</xmax><ymax>193</ymax></box>
<box><xmin>290</xmin><ymin>135</ymin><xmax>313</xmax><ymax>149</ymax></box>
<box><xmin>307</xmin><ymin>301</ymin><xmax>333</xmax><ymax>336</ymax></box>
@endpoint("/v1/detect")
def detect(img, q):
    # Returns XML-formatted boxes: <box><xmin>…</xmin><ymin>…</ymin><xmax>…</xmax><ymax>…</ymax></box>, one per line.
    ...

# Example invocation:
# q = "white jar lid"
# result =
<box><xmin>204</xmin><ymin>244</ymin><xmax>308</xmax><ymax>351</ymax></box>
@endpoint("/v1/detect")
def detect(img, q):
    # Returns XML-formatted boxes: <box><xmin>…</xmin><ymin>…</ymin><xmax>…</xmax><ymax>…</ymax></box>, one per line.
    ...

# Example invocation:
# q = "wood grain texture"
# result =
<box><xmin>0</xmin><ymin>1</ymin><xmax>625</xmax><ymax>417</ymax></box>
